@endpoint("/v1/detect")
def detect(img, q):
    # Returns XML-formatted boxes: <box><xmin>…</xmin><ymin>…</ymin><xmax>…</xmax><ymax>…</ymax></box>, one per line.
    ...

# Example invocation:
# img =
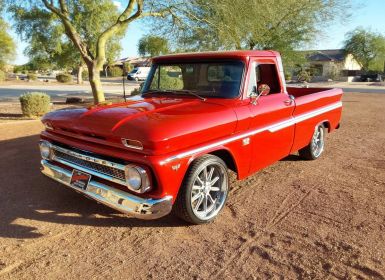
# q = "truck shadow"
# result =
<box><xmin>0</xmin><ymin>134</ymin><xmax>184</xmax><ymax>239</ymax></box>
<box><xmin>281</xmin><ymin>154</ymin><xmax>302</xmax><ymax>161</ymax></box>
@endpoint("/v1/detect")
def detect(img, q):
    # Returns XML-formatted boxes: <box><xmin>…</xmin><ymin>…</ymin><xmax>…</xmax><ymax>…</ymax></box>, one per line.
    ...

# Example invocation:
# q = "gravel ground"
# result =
<box><xmin>0</xmin><ymin>92</ymin><xmax>384</xmax><ymax>279</ymax></box>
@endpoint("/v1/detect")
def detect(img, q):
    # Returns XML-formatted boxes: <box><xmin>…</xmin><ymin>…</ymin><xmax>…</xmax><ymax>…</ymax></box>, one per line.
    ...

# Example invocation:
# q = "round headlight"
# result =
<box><xmin>125</xmin><ymin>166</ymin><xmax>142</xmax><ymax>190</ymax></box>
<box><xmin>39</xmin><ymin>141</ymin><xmax>52</xmax><ymax>159</ymax></box>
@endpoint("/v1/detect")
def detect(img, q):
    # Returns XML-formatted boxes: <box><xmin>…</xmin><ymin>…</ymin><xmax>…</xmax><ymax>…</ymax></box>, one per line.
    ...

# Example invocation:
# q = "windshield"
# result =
<box><xmin>130</xmin><ymin>68</ymin><xmax>138</xmax><ymax>74</ymax></box>
<box><xmin>142</xmin><ymin>61</ymin><xmax>244</xmax><ymax>98</ymax></box>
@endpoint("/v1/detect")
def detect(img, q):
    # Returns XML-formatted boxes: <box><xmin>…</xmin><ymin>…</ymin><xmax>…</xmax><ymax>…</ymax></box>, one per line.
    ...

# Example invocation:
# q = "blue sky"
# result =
<box><xmin>6</xmin><ymin>0</ymin><xmax>385</xmax><ymax>65</ymax></box>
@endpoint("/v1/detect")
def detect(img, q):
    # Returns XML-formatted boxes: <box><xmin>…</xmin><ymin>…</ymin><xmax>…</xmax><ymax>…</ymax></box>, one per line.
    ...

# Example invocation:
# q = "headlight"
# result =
<box><xmin>39</xmin><ymin>140</ymin><xmax>52</xmax><ymax>159</ymax></box>
<box><xmin>124</xmin><ymin>165</ymin><xmax>151</xmax><ymax>193</ymax></box>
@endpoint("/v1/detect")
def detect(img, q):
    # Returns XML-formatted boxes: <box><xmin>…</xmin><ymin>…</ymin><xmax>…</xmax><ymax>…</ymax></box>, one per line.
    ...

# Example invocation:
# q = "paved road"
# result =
<box><xmin>0</xmin><ymin>82</ymin><xmax>138</xmax><ymax>102</ymax></box>
<box><xmin>0</xmin><ymin>82</ymin><xmax>384</xmax><ymax>102</ymax></box>
<box><xmin>340</xmin><ymin>87</ymin><xmax>385</xmax><ymax>94</ymax></box>
<box><xmin>289</xmin><ymin>82</ymin><xmax>385</xmax><ymax>94</ymax></box>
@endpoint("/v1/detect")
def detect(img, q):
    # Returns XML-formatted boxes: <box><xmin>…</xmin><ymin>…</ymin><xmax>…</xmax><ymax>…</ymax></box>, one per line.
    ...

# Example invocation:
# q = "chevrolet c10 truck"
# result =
<box><xmin>39</xmin><ymin>50</ymin><xmax>342</xmax><ymax>224</ymax></box>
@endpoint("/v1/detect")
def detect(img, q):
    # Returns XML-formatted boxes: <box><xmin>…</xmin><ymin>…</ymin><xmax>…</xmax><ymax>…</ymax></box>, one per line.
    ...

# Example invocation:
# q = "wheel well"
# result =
<box><xmin>209</xmin><ymin>149</ymin><xmax>237</xmax><ymax>174</ymax></box>
<box><xmin>322</xmin><ymin>121</ymin><xmax>331</xmax><ymax>132</ymax></box>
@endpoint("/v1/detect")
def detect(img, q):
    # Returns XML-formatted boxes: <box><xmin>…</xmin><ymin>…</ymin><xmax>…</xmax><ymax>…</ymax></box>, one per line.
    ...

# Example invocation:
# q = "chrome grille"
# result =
<box><xmin>54</xmin><ymin>150</ymin><xmax>125</xmax><ymax>180</ymax></box>
<box><xmin>50</xmin><ymin>145</ymin><xmax>127</xmax><ymax>185</ymax></box>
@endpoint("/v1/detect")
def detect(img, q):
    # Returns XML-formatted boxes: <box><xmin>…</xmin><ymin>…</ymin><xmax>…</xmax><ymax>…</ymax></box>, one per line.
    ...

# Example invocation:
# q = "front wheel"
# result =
<box><xmin>299</xmin><ymin>124</ymin><xmax>325</xmax><ymax>160</ymax></box>
<box><xmin>174</xmin><ymin>155</ymin><xmax>229</xmax><ymax>224</ymax></box>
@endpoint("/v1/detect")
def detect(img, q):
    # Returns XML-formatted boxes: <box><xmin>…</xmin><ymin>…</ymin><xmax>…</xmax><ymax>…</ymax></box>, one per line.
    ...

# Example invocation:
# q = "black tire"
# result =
<box><xmin>174</xmin><ymin>155</ymin><xmax>229</xmax><ymax>224</ymax></box>
<box><xmin>299</xmin><ymin>124</ymin><xmax>325</xmax><ymax>160</ymax></box>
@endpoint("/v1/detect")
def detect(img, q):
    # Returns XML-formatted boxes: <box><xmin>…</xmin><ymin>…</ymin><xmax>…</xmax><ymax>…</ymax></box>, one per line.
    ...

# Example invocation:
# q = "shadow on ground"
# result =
<box><xmin>0</xmin><ymin>134</ymin><xmax>184</xmax><ymax>239</ymax></box>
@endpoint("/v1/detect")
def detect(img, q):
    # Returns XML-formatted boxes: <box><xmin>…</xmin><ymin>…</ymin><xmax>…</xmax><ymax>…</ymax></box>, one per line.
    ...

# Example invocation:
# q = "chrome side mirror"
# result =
<box><xmin>250</xmin><ymin>84</ymin><xmax>271</xmax><ymax>105</ymax></box>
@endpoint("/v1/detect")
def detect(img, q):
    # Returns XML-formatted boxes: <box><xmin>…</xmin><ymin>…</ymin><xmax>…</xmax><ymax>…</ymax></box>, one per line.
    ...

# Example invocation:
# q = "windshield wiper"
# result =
<box><xmin>174</xmin><ymin>90</ymin><xmax>206</xmax><ymax>101</ymax></box>
<box><xmin>142</xmin><ymin>89</ymin><xmax>175</xmax><ymax>95</ymax></box>
<box><xmin>143</xmin><ymin>89</ymin><xmax>206</xmax><ymax>101</ymax></box>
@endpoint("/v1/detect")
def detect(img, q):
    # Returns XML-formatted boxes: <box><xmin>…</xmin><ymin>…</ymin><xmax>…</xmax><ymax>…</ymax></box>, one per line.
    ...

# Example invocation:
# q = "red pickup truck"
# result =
<box><xmin>39</xmin><ymin>50</ymin><xmax>342</xmax><ymax>224</ymax></box>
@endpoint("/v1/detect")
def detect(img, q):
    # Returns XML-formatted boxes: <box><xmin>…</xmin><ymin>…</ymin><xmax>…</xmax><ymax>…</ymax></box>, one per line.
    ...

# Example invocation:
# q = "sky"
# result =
<box><xmin>5</xmin><ymin>0</ymin><xmax>385</xmax><ymax>65</ymax></box>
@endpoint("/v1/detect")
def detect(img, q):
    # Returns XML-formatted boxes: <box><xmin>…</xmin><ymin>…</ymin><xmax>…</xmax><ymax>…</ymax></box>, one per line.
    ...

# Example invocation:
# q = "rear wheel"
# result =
<box><xmin>299</xmin><ymin>124</ymin><xmax>325</xmax><ymax>160</ymax></box>
<box><xmin>174</xmin><ymin>155</ymin><xmax>229</xmax><ymax>224</ymax></box>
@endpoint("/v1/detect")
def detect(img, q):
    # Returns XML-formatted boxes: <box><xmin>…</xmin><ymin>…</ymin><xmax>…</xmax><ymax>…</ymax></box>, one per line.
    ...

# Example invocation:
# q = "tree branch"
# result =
<box><xmin>41</xmin><ymin>0</ymin><xmax>93</xmax><ymax>63</ymax></box>
<box><xmin>95</xmin><ymin>0</ymin><xmax>143</xmax><ymax>69</ymax></box>
<box><xmin>58</xmin><ymin>0</ymin><xmax>69</xmax><ymax>17</ymax></box>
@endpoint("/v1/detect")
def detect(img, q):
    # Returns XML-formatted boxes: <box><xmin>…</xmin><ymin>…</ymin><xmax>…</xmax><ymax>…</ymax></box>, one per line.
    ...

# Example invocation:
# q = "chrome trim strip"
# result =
<box><xmin>160</xmin><ymin>101</ymin><xmax>342</xmax><ymax>164</ymax></box>
<box><xmin>41</xmin><ymin>160</ymin><xmax>173</xmax><ymax>219</ymax></box>
<box><xmin>52</xmin><ymin>145</ymin><xmax>126</xmax><ymax>171</ymax></box>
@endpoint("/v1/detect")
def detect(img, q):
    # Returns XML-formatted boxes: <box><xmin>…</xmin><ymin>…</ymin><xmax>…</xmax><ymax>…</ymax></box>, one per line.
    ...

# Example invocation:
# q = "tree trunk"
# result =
<box><xmin>87</xmin><ymin>62</ymin><xmax>105</xmax><ymax>104</ymax></box>
<box><xmin>77</xmin><ymin>65</ymin><xmax>84</xmax><ymax>85</ymax></box>
<box><xmin>104</xmin><ymin>65</ymin><xmax>109</xmax><ymax>78</ymax></box>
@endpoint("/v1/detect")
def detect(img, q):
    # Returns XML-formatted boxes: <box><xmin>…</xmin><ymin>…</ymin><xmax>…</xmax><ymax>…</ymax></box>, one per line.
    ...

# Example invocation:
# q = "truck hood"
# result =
<box><xmin>43</xmin><ymin>96</ymin><xmax>238</xmax><ymax>155</ymax></box>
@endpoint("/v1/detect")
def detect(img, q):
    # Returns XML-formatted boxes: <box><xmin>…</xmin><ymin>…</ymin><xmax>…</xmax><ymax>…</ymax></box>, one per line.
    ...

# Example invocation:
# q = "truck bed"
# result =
<box><xmin>286</xmin><ymin>86</ymin><xmax>343</xmax><ymax>152</ymax></box>
<box><xmin>287</xmin><ymin>86</ymin><xmax>338</xmax><ymax>98</ymax></box>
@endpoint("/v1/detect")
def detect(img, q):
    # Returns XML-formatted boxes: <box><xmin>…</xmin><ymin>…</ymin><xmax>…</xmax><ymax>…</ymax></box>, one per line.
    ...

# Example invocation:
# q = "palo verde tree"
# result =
<box><xmin>11</xmin><ymin>4</ymin><xmax>123</xmax><ymax>84</ymax></box>
<box><xmin>0</xmin><ymin>18</ymin><xmax>16</xmax><ymax>70</ymax></box>
<box><xmin>7</xmin><ymin>0</ymin><xmax>185</xmax><ymax>104</ymax></box>
<box><xmin>149</xmin><ymin>0</ymin><xmax>350</xmax><ymax>69</ymax></box>
<box><xmin>138</xmin><ymin>35</ymin><xmax>169</xmax><ymax>57</ymax></box>
<box><xmin>344</xmin><ymin>28</ymin><xmax>385</xmax><ymax>72</ymax></box>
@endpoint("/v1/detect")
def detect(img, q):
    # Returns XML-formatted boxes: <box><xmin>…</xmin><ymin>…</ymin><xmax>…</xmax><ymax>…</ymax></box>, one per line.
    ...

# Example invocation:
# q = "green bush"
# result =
<box><xmin>297</xmin><ymin>70</ymin><xmax>311</xmax><ymax>82</ymax></box>
<box><xmin>124</xmin><ymin>63</ymin><xmax>133</xmax><ymax>74</ymax></box>
<box><xmin>108</xmin><ymin>66</ymin><xmax>123</xmax><ymax>77</ymax></box>
<box><xmin>0</xmin><ymin>70</ymin><xmax>5</xmax><ymax>82</ymax></box>
<box><xmin>284</xmin><ymin>72</ymin><xmax>292</xmax><ymax>81</ymax></box>
<box><xmin>27</xmin><ymin>73</ymin><xmax>38</xmax><ymax>81</ymax></box>
<box><xmin>19</xmin><ymin>92</ymin><xmax>51</xmax><ymax>117</ymax></box>
<box><xmin>56</xmin><ymin>73</ymin><xmax>73</xmax><ymax>83</ymax></box>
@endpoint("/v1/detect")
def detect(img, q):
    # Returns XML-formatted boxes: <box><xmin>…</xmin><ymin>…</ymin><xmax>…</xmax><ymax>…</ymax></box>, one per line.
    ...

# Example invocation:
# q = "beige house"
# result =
<box><xmin>306</xmin><ymin>49</ymin><xmax>361</xmax><ymax>81</ymax></box>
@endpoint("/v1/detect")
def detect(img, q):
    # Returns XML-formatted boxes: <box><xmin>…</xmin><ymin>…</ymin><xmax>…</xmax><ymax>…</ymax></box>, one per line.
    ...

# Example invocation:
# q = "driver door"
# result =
<box><xmin>247</xmin><ymin>58</ymin><xmax>295</xmax><ymax>173</ymax></box>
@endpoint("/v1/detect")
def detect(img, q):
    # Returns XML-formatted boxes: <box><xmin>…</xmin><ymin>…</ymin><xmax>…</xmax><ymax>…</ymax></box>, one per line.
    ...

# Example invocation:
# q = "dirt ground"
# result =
<box><xmin>0</xmin><ymin>92</ymin><xmax>384</xmax><ymax>279</ymax></box>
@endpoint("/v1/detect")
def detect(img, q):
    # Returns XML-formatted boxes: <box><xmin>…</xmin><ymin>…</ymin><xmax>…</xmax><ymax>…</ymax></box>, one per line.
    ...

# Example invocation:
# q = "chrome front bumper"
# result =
<box><xmin>41</xmin><ymin>160</ymin><xmax>173</xmax><ymax>219</ymax></box>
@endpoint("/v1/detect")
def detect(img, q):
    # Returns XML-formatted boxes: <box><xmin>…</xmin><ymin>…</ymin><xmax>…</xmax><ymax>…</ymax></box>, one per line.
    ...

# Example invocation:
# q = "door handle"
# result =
<box><xmin>284</xmin><ymin>95</ymin><xmax>295</xmax><ymax>106</ymax></box>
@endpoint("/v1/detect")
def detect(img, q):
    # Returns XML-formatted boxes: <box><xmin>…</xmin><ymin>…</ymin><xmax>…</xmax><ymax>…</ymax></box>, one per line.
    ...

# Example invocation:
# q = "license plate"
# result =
<box><xmin>70</xmin><ymin>170</ymin><xmax>91</xmax><ymax>190</ymax></box>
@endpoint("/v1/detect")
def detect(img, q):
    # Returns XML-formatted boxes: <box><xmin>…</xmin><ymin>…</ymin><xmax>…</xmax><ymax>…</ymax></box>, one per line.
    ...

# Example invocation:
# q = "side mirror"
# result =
<box><xmin>258</xmin><ymin>84</ymin><xmax>270</xmax><ymax>96</ymax></box>
<box><xmin>250</xmin><ymin>84</ymin><xmax>270</xmax><ymax>105</ymax></box>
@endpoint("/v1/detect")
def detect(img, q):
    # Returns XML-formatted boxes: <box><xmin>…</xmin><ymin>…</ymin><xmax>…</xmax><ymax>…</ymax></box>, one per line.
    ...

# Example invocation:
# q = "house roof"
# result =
<box><xmin>307</xmin><ymin>49</ymin><xmax>346</xmax><ymax>62</ymax></box>
<box><xmin>113</xmin><ymin>57</ymin><xmax>150</xmax><ymax>66</ymax></box>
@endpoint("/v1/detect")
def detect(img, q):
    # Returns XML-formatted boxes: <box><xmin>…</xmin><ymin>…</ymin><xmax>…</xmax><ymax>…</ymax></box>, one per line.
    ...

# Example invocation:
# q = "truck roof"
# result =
<box><xmin>152</xmin><ymin>50</ymin><xmax>280</xmax><ymax>63</ymax></box>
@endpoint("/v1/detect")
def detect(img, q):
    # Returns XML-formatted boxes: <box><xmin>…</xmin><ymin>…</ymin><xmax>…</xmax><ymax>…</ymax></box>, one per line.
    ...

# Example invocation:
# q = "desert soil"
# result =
<box><xmin>0</xmin><ymin>92</ymin><xmax>384</xmax><ymax>279</ymax></box>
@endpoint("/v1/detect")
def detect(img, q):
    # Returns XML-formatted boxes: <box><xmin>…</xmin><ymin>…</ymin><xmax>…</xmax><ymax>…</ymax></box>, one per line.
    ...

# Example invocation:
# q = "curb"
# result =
<box><xmin>0</xmin><ymin>119</ymin><xmax>41</xmax><ymax>126</ymax></box>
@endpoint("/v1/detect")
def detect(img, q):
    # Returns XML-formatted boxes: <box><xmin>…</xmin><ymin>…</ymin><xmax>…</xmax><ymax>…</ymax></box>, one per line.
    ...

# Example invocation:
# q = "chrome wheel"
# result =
<box><xmin>310</xmin><ymin>125</ymin><xmax>324</xmax><ymax>158</ymax></box>
<box><xmin>190</xmin><ymin>162</ymin><xmax>228</xmax><ymax>221</ymax></box>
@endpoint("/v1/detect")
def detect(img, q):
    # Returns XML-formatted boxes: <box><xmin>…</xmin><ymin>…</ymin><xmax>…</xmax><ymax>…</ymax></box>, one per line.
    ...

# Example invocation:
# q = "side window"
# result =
<box><xmin>256</xmin><ymin>64</ymin><xmax>281</xmax><ymax>94</ymax></box>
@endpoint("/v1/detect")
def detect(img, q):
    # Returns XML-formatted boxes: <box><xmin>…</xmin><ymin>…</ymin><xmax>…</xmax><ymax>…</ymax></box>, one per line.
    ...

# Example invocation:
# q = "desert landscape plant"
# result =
<box><xmin>56</xmin><ymin>73</ymin><xmax>73</xmax><ymax>83</ymax></box>
<box><xmin>27</xmin><ymin>73</ymin><xmax>38</xmax><ymax>81</ymax></box>
<box><xmin>19</xmin><ymin>92</ymin><xmax>51</xmax><ymax>117</ymax></box>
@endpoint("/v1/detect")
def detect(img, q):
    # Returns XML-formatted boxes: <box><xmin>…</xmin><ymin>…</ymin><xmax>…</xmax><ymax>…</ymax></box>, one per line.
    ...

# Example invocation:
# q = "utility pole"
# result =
<box><xmin>122</xmin><ymin>62</ymin><xmax>127</xmax><ymax>101</ymax></box>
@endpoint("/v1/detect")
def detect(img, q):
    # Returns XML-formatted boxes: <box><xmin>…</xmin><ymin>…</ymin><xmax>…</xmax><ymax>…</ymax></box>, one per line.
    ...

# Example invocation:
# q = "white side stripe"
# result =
<box><xmin>160</xmin><ymin>101</ymin><xmax>342</xmax><ymax>165</ymax></box>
